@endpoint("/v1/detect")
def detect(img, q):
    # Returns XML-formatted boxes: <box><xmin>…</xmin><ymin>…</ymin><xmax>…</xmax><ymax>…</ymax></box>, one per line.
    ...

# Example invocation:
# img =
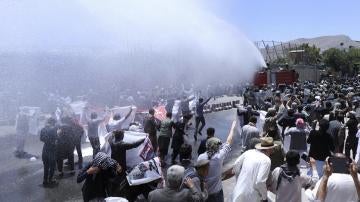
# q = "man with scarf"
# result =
<box><xmin>77</xmin><ymin>152</ymin><xmax>122</xmax><ymax>202</ymax></box>
<box><xmin>268</xmin><ymin>150</ymin><xmax>319</xmax><ymax>202</ymax></box>
<box><xmin>197</xmin><ymin>120</ymin><xmax>236</xmax><ymax>202</ymax></box>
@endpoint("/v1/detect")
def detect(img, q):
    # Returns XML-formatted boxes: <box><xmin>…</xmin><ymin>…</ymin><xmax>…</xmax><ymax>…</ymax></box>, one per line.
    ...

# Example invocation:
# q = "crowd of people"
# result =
<box><xmin>14</xmin><ymin>76</ymin><xmax>360</xmax><ymax>201</ymax></box>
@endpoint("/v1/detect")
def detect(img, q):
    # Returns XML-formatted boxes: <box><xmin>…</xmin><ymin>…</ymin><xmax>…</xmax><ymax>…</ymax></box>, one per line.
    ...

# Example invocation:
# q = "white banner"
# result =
<box><xmin>19</xmin><ymin>106</ymin><xmax>41</xmax><ymax>135</ymax></box>
<box><xmin>99</xmin><ymin>130</ymin><xmax>155</xmax><ymax>168</ymax></box>
<box><xmin>171</xmin><ymin>100</ymin><xmax>181</xmax><ymax>122</ymax></box>
<box><xmin>126</xmin><ymin>157</ymin><xmax>162</xmax><ymax>186</ymax></box>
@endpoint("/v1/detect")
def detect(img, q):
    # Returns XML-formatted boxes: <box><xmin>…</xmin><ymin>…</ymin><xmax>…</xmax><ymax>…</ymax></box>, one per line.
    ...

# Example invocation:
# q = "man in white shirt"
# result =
<box><xmin>231</xmin><ymin>137</ymin><xmax>277</xmax><ymax>202</ymax></box>
<box><xmin>306</xmin><ymin>154</ymin><xmax>360</xmax><ymax>202</ymax></box>
<box><xmin>197</xmin><ymin>120</ymin><xmax>237</xmax><ymax>202</ymax></box>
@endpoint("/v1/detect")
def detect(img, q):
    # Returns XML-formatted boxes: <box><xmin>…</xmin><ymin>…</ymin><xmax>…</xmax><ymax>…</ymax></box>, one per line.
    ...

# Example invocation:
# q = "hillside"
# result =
<box><xmin>289</xmin><ymin>35</ymin><xmax>360</xmax><ymax>52</ymax></box>
<box><xmin>259</xmin><ymin>35</ymin><xmax>360</xmax><ymax>62</ymax></box>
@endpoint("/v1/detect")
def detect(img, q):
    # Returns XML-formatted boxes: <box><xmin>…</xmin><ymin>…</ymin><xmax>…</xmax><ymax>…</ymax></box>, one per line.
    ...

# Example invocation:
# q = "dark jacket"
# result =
<box><xmin>237</xmin><ymin>109</ymin><xmax>260</xmax><ymax>126</ymax></box>
<box><xmin>56</xmin><ymin>124</ymin><xmax>75</xmax><ymax>158</ymax></box>
<box><xmin>109</xmin><ymin>135</ymin><xmax>144</xmax><ymax>170</ymax></box>
<box><xmin>71</xmin><ymin>122</ymin><xmax>84</xmax><ymax>144</ymax></box>
<box><xmin>40</xmin><ymin>125</ymin><xmax>58</xmax><ymax>158</ymax></box>
<box><xmin>307</xmin><ymin>130</ymin><xmax>335</xmax><ymax>161</ymax></box>
<box><xmin>77</xmin><ymin>163</ymin><xmax>117</xmax><ymax>202</ymax></box>
<box><xmin>278</xmin><ymin>116</ymin><xmax>296</xmax><ymax>129</ymax></box>
<box><xmin>171</xmin><ymin>121</ymin><xmax>187</xmax><ymax>150</ymax></box>
<box><xmin>144</xmin><ymin>116</ymin><xmax>159</xmax><ymax>135</ymax></box>
<box><xmin>198</xmin><ymin>137</ymin><xmax>210</xmax><ymax>156</ymax></box>
<box><xmin>346</xmin><ymin>118</ymin><xmax>358</xmax><ymax>138</ymax></box>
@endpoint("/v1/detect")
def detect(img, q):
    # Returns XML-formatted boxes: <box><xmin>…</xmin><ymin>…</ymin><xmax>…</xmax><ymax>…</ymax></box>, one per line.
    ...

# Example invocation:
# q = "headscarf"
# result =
<box><xmin>276</xmin><ymin>164</ymin><xmax>300</xmax><ymax>191</ymax></box>
<box><xmin>92</xmin><ymin>152</ymin><xmax>118</xmax><ymax>170</ymax></box>
<box><xmin>206</xmin><ymin>137</ymin><xmax>222</xmax><ymax>160</ymax></box>
<box><xmin>295</xmin><ymin>118</ymin><xmax>305</xmax><ymax>129</ymax></box>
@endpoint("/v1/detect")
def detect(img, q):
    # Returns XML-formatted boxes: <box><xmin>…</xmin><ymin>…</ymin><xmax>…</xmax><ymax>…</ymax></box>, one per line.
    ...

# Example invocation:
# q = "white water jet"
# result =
<box><xmin>0</xmin><ymin>0</ymin><xmax>265</xmax><ymax>92</ymax></box>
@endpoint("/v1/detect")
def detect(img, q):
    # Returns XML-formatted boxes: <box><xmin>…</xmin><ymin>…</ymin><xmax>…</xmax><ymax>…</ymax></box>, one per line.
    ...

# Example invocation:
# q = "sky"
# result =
<box><xmin>0</xmin><ymin>0</ymin><xmax>359</xmax><ymax>50</ymax></box>
<box><xmin>206</xmin><ymin>0</ymin><xmax>360</xmax><ymax>42</ymax></box>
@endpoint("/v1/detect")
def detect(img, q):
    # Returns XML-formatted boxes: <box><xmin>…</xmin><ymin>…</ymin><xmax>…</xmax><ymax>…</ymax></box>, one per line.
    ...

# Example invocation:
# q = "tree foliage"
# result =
<box><xmin>298</xmin><ymin>43</ymin><xmax>321</xmax><ymax>65</ymax></box>
<box><xmin>323</xmin><ymin>47</ymin><xmax>360</xmax><ymax>75</ymax></box>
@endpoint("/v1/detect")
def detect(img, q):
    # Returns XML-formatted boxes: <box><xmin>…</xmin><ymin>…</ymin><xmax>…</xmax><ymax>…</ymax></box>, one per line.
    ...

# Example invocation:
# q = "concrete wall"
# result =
<box><xmin>293</xmin><ymin>65</ymin><xmax>321</xmax><ymax>82</ymax></box>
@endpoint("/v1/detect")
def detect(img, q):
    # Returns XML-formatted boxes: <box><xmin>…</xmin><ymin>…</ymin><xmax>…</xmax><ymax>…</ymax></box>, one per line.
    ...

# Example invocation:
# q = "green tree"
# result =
<box><xmin>323</xmin><ymin>47</ymin><xmax>360</xmax><ymax>75</ymax></box>
<box><xmin>300</xmin><ymin>43</ymin><xmax>321</xmax><ymax>65</ymax></box>
<box><xmin>347</xmin><ymin>48</ymin><xmax>360</xmax><ymax>74</ymax></box>
<box><xmin>322</xmin><ymin>48</ymin><xmax>347</xmax><ymax>73</ymax></box>
<box><xmin>289</xmin><ymin>43</ymin><xmax>321</xmax><ymax>65</ymax></box>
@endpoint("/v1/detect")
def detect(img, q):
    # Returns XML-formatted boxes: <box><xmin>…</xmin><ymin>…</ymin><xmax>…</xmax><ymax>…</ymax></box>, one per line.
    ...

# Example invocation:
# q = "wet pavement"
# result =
<box><xmin>0</xmin><ymin>133</ymin><xmax>87</xmax><ymax>202</ymax></box>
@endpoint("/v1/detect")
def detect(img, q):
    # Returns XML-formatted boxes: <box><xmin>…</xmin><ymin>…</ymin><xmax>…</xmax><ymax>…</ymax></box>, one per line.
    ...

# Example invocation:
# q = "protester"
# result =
<box><xmin>268</xmin><ymin>150</ymin><xmax>319</xmax><ymax>202</ymax></box>
<box><xmin>182</xmin><ymin>159</ymin><xmax>210</xmax><ymax>202</ymax></box>
<box><xmin>77</xmin><ymin>152</ymin><xmax>122</xmax><ymax>202</ymax></box>
<box><xmin>87</xmin><ymin>112</ymin><xmax>105</xmax><ymax>158</ymax></box>
<box><xmin>284</xmin><ymin>118</ymin><xmax>309</xmax><ymax>154</ymax></box>
<box><xmin>194</xmin><ymin>97</ymin><xmax>212</xmax><ymax>141</ymax></box>
<box><xmin>275</xmin><ymin>97</ymin><xmax>287</xmax><ymax>120</ymax></box>
<box><xmin>144</xmin><ymin>108</ymin><xmax>159</xmax><ymax>152</ymax></box>
<box><xmin>307</xmin><ymin>154</ymin><xmax>360</xmax><ymax>202</ymax></box>
<box><xmin>180</xmin><ymin>95</ymin><xmax>195</xmax><ymax>117</ymax></box>
<box><xmin>198</xmin><ymin>127</ymin><xmax>215</xmax><ymax>156</ymax></box>
<box><xmin>278</xmin><ymin>108</ymin><xmax>296</xmax><ymax>140</ymax></box>
<box><xmin>345</xmin><ymin>111</ymin><xmax>359</xmax><ymax>158</ymax></box>
<box><xmin>230</xmin><ymin>137</ymin><xmax>275</xmax><ymax>202</ymax></box>
<box><xmin>158</xmin><ymin>112</ymin><xmax>175</xmax><ymax>166</ymax></box>
<box><xmin>148</xmin><ymin>165</ymin><xmax>201</xmax><ymax>202</ymax></box>
<box><xmin>327</xmin><ymin>113</ymin><xmax>345</xmax><ymax>153</ymax></box>
<box><xmin>171</xmin><ymin>115</ymin><xmax>192</xmax><ymax>164</ymax></box>
<box><xmin>307</xmin><ymin>119</ymin><xmax>335</xmax><ymax>176</ymax></box>
<box><xmin>241</xmin><ymin>116</ymin><xmax>260</xmax><ymax>151</ymax></box>
<box><xmin>197</xmin><ymin>120</ymin><xmax>236</xmax><ymax>202</ymax></box>
<box><xmin>237</xmin><ymin>105</ymin><xmax>260</xmax><ymax>128</ymax></box>
<box><xmin>108</xmin><ymin>130</ymin><xmax>145</xmax><ymax>171</ymax></box>
<box><xmin>71</xmin><ymin>119</ymin><xmax>84</xmax><ymax>169</ymax></box>
<box><xmin>40</xmin><ymin>117</ymin><xmax>58</xmax><ymax>187</ymax></box>
<box><xmin>107</xmin><ymin>106</ymin><xmax>133</xmax><ymax>132</ymax></box>
<box><xmin>262</xmin><ymin>108</ymin><xmax>281</xmax><ymax>141</ymax></box>
<box><xmin>180</xmin><ymin>144</ymin><xmax>193</xmax><ymax>169</ymax></box>
<box><xmin>14</xmin><ymin>109</ymin><xmax>30</xmax><ymax>158</ymax></box>
<box><xmin>294</xmin><ymin>105</ymin><xmax>307</xmax><ymax>122</ymax></box>
<box><xmin>56</xmin><ymin>116</ymin><xmax>76</xmax><ymax>177</ymax></box>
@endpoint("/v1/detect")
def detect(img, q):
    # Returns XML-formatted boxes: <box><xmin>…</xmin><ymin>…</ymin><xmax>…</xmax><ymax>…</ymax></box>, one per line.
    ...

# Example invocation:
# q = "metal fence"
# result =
<box><xmin>254</xmin><ymin>41</ymin><xmax>305</xmax><ymax>63</ymax></box>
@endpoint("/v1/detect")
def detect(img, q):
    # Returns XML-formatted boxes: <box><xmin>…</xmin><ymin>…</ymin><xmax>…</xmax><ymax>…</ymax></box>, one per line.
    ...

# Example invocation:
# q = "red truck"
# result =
<box><xmin>253</xmin><ymin>69</ymin><xmax>299</xmax><ymax>87</ymax></box>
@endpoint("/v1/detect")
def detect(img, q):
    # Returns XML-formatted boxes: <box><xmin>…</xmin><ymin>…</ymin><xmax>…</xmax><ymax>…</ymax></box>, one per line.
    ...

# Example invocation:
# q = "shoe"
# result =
<box><xmin>58</xmin><ymin>172</ymin><xmax>64</xmax><ymax>178</ymax></box>
<box><xmin>48</xmin><ymin>179</ymin><xmax>58</xmax><ymax>186</ymax></box>
<box><xmin>194</xmin><ymin>135</ymin><xmax>197</xmax><ymax>141</ymax></box>
<box><xmin>198</xmin><ymin>131</ymin><xmax>202</xmax><ymax>136</ymax></box>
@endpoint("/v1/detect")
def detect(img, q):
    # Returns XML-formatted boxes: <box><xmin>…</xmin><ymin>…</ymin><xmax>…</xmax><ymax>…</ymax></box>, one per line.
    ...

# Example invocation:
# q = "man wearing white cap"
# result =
<box><xmin>231</xmin><ymin>137</ymin><xmax>276</xmax><ymax>202</ymax></box>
